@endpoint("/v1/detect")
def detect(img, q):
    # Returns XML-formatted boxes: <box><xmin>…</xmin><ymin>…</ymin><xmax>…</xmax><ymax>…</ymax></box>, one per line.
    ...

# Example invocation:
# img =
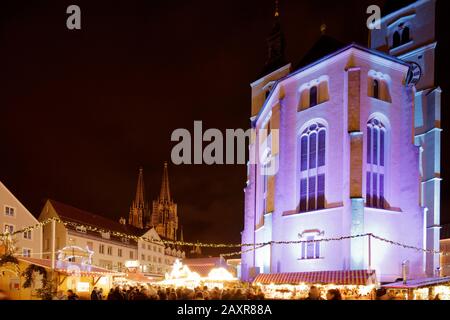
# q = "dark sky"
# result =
<box><xmin>0</xmin><ymin>0</ymin><xmax>449</xmax><ymax>255</ymax></box>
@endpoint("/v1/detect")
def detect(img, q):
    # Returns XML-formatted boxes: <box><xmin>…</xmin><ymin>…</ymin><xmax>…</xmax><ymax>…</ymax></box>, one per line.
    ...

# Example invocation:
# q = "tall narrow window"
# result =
<box><xmin>309</xmin><ymin>86</ymin><xmax>318</xmax><ymax>107</ymax></box>
<box><xmin>300</xmin><ymin>234</ymin><xmax>321</xmax><ymax>260</ymax></box>
<box><xmin>393</xmin><ymin>31</ymin><xmax>400</xmax><ymax>48</ymax></box>
<box><xmin>401</xmin><ymin>26</ymin><xmax>410</xmax><ymax>44</ymax></box>
<box><xmin>298</xmin><ymin>123</ymin><xmax>326</xmax><ymax>212</ymax></box>
<box><xmin>373</xmin><ymin>79</ymin><xmax>379</xmax><ymax>100</ymax></box>
<box><xmin>366</xmin><ymin>118</ymin><xmax>386</xmax><ymax>209</ymax></box>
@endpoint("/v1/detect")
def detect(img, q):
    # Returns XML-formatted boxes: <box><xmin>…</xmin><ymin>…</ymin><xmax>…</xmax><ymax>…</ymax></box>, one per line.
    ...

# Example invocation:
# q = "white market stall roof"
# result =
<box><xmin>382</xmin><ymin>276</ymin><xmax>450</xmax><ymax>289</ymax></box>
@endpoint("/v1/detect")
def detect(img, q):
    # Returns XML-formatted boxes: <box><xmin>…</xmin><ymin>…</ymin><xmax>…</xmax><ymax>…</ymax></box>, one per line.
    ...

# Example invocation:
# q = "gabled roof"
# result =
<box><xmin>293</xmin><ymin>35</ymin><xmax>347</xmax><ymax>71</ymax></box>
<box><xmin>48</xmin><ymin>199</ymin><xmax>149</xmax><ymax>238</ymax></box>
<box><xmin>254</xmin><ymin>43</ymin><xmax>411</xmax><ymax>126</ymax></box>
<box><xmin>0</xmin><ymin>180</ymin><xmax>39</xmax><ymax>223</ymax></box>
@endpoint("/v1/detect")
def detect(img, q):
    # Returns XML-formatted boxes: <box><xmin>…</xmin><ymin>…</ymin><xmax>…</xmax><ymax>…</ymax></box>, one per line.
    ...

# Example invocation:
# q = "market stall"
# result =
<box><xmin>157</xmin><ymin>259</ymin><xmax>239</xmax><ymax>289</ymax></box>
<box><xmin>0</xmin><ymin>257</ymin><xmax>124</xmax><ymax>300</ymax></box>
<box><xmin>253</xmin><ymin>269</ymin><xmax>378</xmax><ymax>300</ymax></box>
<box><xmin>382</xmin><ymin>276</ymin><xmax>450</xmax><ymax>300</ymax></box>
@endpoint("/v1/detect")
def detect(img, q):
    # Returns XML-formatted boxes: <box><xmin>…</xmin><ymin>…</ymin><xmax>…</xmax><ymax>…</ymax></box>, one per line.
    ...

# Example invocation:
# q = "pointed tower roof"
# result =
<box><xmin>293</xmin><ymin>25</ymin><xmax>346</xmax><ymax>71</ymax></box>
<box><xmin>259</xmin><ymin>0</ymin><xmax>287</xmax><ymax>78</ymax></box>
<box><xmin>134</xmin><ymin>166</ymin><xmax>146</xmax><ymax>205</ymax></box>
<box><xmin>159</xmin><ymin>162</ymin><xmax>171</xmax><ymax>202</ymax></box>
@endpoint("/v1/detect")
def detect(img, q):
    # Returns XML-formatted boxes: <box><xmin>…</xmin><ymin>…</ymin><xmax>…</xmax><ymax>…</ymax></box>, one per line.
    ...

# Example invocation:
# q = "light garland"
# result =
<box><xmin>1</xmin><ymin>217</ymin><xmax>449</xmax><ymax>256</ymax></box>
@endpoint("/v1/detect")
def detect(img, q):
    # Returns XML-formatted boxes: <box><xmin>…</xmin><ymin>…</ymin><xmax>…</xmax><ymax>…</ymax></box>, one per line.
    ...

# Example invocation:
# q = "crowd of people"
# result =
<box><xmin>52</xmin><ymin>285</ymin><xmax>406</xmax><ymax>300</ymax></box>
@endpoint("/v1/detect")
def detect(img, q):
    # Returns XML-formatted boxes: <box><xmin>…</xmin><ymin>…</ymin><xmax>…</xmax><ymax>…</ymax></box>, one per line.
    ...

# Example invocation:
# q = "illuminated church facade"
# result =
<box><xmin>241</xmin><ymin>0</ymin><xmax>441</xmax><ymax>283</ymax></box>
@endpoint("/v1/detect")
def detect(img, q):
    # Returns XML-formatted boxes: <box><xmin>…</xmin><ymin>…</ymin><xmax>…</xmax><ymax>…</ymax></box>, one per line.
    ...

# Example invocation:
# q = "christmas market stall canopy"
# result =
<box><xmin>382</xmin><ymin>276</ymin><xmax>450</xmax><ymax>300</ymax></box>
<box><xmin>253</xmin><ymin>269</ymin><xmax>378</xmax><ymax>300</ymax></box>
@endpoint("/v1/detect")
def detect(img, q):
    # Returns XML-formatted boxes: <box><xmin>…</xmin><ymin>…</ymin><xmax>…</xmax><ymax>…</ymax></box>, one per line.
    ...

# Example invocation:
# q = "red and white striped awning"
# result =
<box><xmin>253</xmin><ymin>269</ymin><xmax>377</xmax><ymax>286</ymax></box>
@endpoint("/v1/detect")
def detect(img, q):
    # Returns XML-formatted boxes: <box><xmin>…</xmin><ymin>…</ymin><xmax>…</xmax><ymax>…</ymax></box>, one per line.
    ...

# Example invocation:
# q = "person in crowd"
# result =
<box><xmin>304</xmin><ymin>286</ymin><xmax>324</xmax><ymax>300</ymax></box>
<box><xmin>98</xmin><ymin>288</ymin><xmax>104</xmax><ymax>300</ymax></box>
<box><xmin>326</xmin><ymin>289</ymin><xmax>342</xmax><ymax>300</ymax></box>
<box><xmin>53</xmin><ymin>290</ymin><xmax>67</xmax><ymax>300</ymax></box>
<box><xmin>91</xmin><ymin>287</ymin><xmax>99</xmax><ymax>300</ymax></box>
<box><xmin>375</xmin><ymin>288</ymin><xmax>392</xmax><ymax>300</ymax></box>
<box><xmin>67</xmin><ymin>289</ymin><xmax>79</xmax><ymax>300</ymax></box>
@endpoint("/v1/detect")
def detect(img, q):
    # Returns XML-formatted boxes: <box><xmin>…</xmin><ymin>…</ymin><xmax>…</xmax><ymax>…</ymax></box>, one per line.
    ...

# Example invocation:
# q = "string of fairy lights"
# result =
<box><xmin>1</xmin><ymin>217</ymin><xmax>449</xmax><ymax>257</ymax></box>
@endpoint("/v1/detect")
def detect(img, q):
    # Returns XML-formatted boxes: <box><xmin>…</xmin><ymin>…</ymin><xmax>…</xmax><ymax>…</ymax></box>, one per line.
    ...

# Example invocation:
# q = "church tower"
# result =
<box><xmin>151</xmin><ymin>162</ymin><xmax>179</xmax><ymax>240</ymax></box>
<box><xmin>370</xmin><ymin>0</ymin><xmax>441</xmax><ymax>276</ymax></box>
<box><xmin>128</xmin><ymin>167</ymin><xmax>150</xmax><ymax>228</ymax></box>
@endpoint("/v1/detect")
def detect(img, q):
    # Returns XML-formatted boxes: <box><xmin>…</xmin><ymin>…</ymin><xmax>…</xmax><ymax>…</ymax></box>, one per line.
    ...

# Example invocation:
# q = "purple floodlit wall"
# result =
<box><xmin>241</xmin><ymin>46</ymin><xmax>427</xmax><ymax>283</ymax></box>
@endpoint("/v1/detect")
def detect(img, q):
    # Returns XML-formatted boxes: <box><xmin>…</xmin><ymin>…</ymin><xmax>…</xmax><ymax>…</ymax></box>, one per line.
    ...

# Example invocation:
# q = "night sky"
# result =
<box><xmin>1</xmin><ymin>0</ymin><xmax>449</xmax><ymax>255</ymax></box>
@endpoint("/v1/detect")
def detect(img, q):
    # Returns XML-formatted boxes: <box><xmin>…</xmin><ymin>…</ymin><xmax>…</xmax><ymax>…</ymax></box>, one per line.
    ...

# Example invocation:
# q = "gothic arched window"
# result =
<box><xmin>393</xmin><ymin>31</ymin><xmax>400</xmax><ymax>48</ymax></box>
<box><xmin>366</xmin><ymin>118</ymin><xmax>386</xmax><ymax>209</ymax></box>
<box><xmin>373</xmin><ymin>79</ymin><xmax>379</xmax><ymax>99</ymax></box>
<box><xmin>309</xmin><ymin>85</ymin><xmax>318</xmax><ymax>107</ymax></box>
<box><xmin>298</xmin><ymin>123</ymin><xmax>326</xmax><ymax>212</ymax></box>
<box><xmin>401</xmin><ymin>26</ymin><xmax>410</xmax><ymax>44</ymax></box>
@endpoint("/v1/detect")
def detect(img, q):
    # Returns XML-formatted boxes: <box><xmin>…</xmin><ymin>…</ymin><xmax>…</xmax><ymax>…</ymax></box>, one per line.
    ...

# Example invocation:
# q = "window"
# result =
<box><xmin>300</xmin><ymin>235</ymin><xmax>320</xmax><ymax>259</ymax></box>
<box><xmin>366</xmin><ymin>118</ymin><xmax>386</xmax><ymax>209</ymax></box>
<box><xmin>309</xmin><ymin>86</ymin><xmax>318</xmax><ymax>107</ymax></box>
<box><xmin>148</xmin><ymin>255</ymin><xmax>151</xmax><ymax>261</ymax></box>
<box><xmin>368</xmin><ymin>73</ymin><xmax>390</xmax><ymax>102</ymax></box>
<box><xmin>158</xmin><ymin>247</ymin><xmax>162</xmax><ymax>253</ymax></box>
<box><xmin>142</xmin><ymin>243</ymin><xmax>145</xmax><ymax>249</ymax></box>
<box><xmin>129</xmin><ymin>251</ymin><xmax>134</xmax><ymax>259</ymax></box>
<box><xmin>118</xmin><ymin>248</ymin><xmax>122</xmax><ymax>257</ymax></box>
<box><xmin>141</xmin><ymin>254</ymin><xmax>145</xmax><ymax>261</ymax></box>
<box><xmin>107</xmin><ymin>246</ymin><xmax>113</xmax><ymax>255</ymax></box>
<box><xmin>153</xmin><ymin>256</ymin><xmax>157</xmax><ymax>263</ymax></box>
<box><xmin>401</xmin><ymin>26</ymin><xmax>410</xmax><ymax>44</ymax></box>
<box><xmin>261</xmin><ymin>155</ymin><xmax>271</xmax><ymax>216</ymax></box>
<box><xmin>153</xmin><ymin>246</ymin><xmax>157</xmax><ymax>252</ymax></box>
<box><xmin>23</xmin><ymin>230</ymin><xmax>32</xmax><ymax>240</ymax></box>
<box><xmin>393</xmin><ymin>31</ymin><xmax>400</xmax><ymax>48</ymax></box>
<box><xmin>99</xmin><ymin>244</ymin><xmax>105</xmax><ymax>254</ymax></box>
<box><xmin>117</xmin><ymin>262</ymin><xmax>123</xmax><ymax>270</ymax></box>
<box><xmin>121</xmin><ymin>238</ymin><xmax>129</xmax><ymax>244</ymax></box>
<box><xmin>4</xmin><ymin>224</ymin><xmax>14</xmax><ymax>234</ymax></box>
<box><xmin>158</xmin><ymin>257</ymin><xmax>162</xmax><ymax>264</ymax></box>
<box><xmin>4</xmin><ymin>206</ymin><xmax>15</xmax><ymax>217</ymax></box>
<box><xmin>22</xmin><ymin>248</ymin><xmax>31</xmax><ymax>258</ymax></box>
<box><xmin>373</xmin><ymin>79</ymin><xmax>379</xmax><ymax>100</ymax></box>
<box><xmin>147</xmin><ymin>244</ymin><xmax>151</xmax><ymax>250</ymax></box>
<box><xmin>298</xmin><ymin>123</ymin><xmax>326</xmax><ymax>212</ymax></box>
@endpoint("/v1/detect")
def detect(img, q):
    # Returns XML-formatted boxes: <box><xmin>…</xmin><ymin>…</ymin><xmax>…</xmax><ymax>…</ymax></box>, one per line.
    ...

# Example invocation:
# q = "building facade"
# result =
<box><xmin>39</xmin><ymin>199</ymin><xmax>183</xmax><ymax>278</ymax></box>
<box><xmin>0</xmin><ymin>180</ymin><xmax>42</xmax><ymax>259</ymax></box>
<box><xmin>369</xmin><ymin>0</ymin><xmax>441</xmax><ymax>278</ymax></box>
<box><xmin>241</xmin><ymin>0</ymin><xmax>440</xmax><ymax>283</ymax></box>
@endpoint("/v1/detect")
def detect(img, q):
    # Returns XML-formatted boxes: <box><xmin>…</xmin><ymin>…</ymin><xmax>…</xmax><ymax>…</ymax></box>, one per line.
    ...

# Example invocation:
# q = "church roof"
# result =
<box><xmin>254</xmin><ymin>43</ymin><xmax>411</xmax><ymax>126</ymax></box>
<box><xmin>293</xmin><ymin>34</ymin><xmax>347</xmax><ymax>71</ymax></box>
<box><xmin>383</xmin><ymin>0</ymin><xmax>418</xmax><ymax>16</ymax></box>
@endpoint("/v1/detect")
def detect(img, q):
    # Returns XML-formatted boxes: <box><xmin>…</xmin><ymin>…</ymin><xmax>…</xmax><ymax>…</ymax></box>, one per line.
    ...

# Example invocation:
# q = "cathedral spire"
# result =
<box><xmin>159</xmin><ymin>162</ymin><xmax>171</xmax><ymax>202</ymax></box>
<box><xmin>129</xmin><ymin>166</ymin><xmax>149</xmax><ymax>229</ymax></box>
<box><xmin>135</xmin><ymin>166</ymin><xmax>145</xmax><ymax>205</ymax></box>
<box><xmin>261</xmin><ymin>0</ymin><xmax>287</xmax><ymax>76</ymax></box>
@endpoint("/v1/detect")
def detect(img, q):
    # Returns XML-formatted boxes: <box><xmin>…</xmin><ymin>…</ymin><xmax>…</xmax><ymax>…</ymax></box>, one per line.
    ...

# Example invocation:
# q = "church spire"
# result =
<box><xmin>261</xmin><ymin>0</ymin><xmax>287</xmax><ymax>76</ymax></box>
<box><xmin>128</xmin><ymin>166</ymin><xmax>149</xmax><ymax>229</ymax></box>
<box><xmin>135</xmin><ymin>166</ymin><xmax>145</xmax><ymax>205</ymax></box>
<box><xmin>159</xmin><ymin>162</ymin><xmax>171</xmax><ymax>202</ymax></box>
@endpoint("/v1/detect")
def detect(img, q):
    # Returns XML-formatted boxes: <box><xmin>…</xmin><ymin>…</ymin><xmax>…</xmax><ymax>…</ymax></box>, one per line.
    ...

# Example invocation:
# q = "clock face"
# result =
<box><xmin>407</xmin><ymin>61</ymin><xmax>422</xmax><ymax>85</ymax></box>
